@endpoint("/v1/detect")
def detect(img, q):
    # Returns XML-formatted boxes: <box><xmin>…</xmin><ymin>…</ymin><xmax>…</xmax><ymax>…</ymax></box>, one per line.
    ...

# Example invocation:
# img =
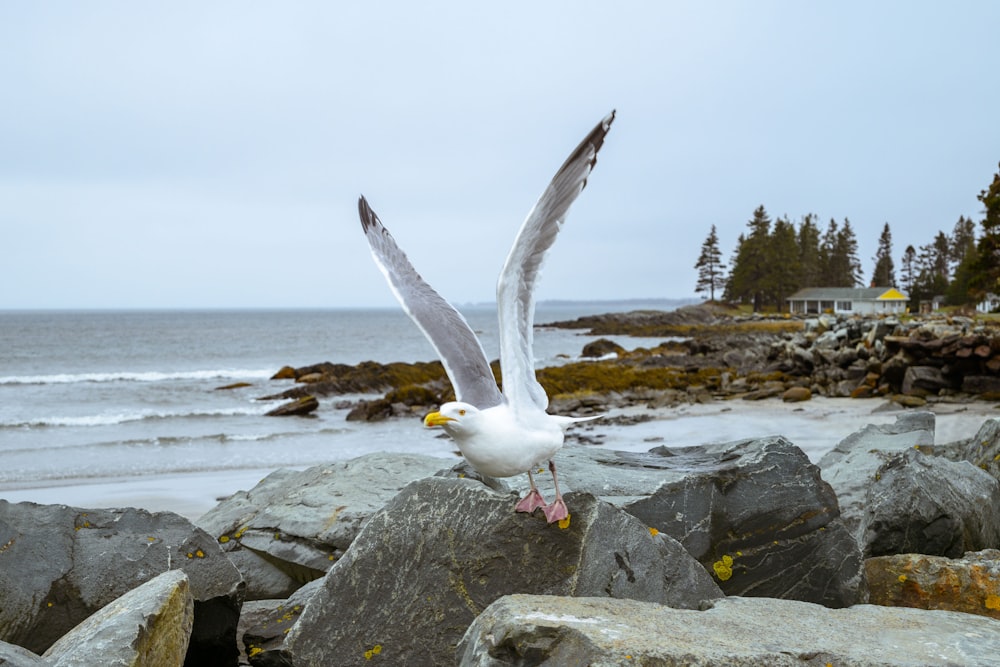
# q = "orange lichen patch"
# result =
<box><xmin>558</xmin><ymin>515</ymin><xmax>571</xmax><ymax>530</ymax></box>
<box><xmin>195</xmin><ymin>549</ymin><xmax>205</xmax><ymax>558</ymax></box>
<box><xmin>364</xmin><ymin>644</ymin><xmax>383</xmax><ymax>660</ymax></box>
<box><xmin>648</xmin><ymin>527</ymin><xmax>659</xmax><ymax>536</ymax></box>
<box><xmin>866</xmin><ymin>553</ymin><xmax>1000</xmax><ymax>620</ymax></box>
<box><xmin>218</xmin><ymin>535</ymin><xmax>230</xmax><ymax>543</ymax></box>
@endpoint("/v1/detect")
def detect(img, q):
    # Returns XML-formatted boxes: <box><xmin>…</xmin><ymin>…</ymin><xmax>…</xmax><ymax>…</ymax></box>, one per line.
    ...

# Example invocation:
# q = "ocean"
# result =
<box><xmin>0</xmin><ymin>304</ymin><xmax>672</xmax><ymax>515</ymax></box>
<box><xmin>2</xmin><ymin>304</ymin><xmax>995</xmax><ymax>520</ymax></box>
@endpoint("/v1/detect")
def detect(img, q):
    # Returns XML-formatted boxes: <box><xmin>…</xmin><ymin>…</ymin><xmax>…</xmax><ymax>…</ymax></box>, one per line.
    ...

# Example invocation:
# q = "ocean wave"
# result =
<box><xmin>0</xmin><ymin>405</ymin><xmax>273</xmax><ymax>429</ymax></box>
<box><xmin>0</xmin><ymin>368</ymin><xmax>276</xmax><ymax>386</ymax></box>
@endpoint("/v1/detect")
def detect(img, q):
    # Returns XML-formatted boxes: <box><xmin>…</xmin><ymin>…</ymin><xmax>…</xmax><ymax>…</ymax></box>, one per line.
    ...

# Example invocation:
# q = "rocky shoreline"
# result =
<box><xmin>2</xmin><ymin>411</ymin><xmax>999</xmax><ymax>665</ymax></box>
<box><xmin>259</xmin><ymin>303</ymin><xmax>1000</xmax><ymax>421</ymax></box>
<box><xmin>3</xmin><ymin>305</ymin><xmax>1000</xmax><ymax>665</ymax></box>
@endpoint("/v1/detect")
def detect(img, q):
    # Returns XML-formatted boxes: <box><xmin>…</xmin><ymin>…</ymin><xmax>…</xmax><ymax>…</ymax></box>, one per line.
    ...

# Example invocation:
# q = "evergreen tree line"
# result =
<box><xmin>694</xmin><ymin>162</ymin><xmax>1000</xmax><ymax>312</ymax></box>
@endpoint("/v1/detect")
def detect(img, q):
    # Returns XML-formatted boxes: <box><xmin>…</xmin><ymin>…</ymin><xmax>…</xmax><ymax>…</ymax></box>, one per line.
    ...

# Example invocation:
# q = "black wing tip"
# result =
<box><xmin>358</xmin><ymin>194</ymin><xmax>379</xmax><ymax>233</ymax></box>
<box><xmin>558</xmin><ymin>110</ymin><xmax>616</xmax><ymax>184</ymax></box>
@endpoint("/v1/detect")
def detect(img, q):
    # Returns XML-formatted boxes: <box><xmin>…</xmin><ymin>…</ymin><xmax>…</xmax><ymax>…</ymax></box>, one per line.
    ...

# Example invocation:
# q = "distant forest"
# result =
<box><xmin>694</xmin><ymin>162</ymin><xmax>1000</xmax><ymax>312</ymax></box>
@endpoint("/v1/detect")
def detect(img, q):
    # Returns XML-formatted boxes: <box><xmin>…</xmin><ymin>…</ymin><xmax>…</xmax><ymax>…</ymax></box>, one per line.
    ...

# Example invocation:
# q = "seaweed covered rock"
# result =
<box><xmin>0</xmin><ymin>501</ymin><xmax>244</xmax><ymax>666</ymax></box>
<box><xmin>253</xmin><ymin>477</ymin><xmax>720</xmax><ymax>666</ymax></box>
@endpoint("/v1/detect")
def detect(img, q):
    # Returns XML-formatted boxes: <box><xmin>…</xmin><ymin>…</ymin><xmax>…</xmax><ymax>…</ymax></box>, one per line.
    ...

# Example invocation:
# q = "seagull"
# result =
<box><xmin>358</xmin><ymin>110</ymin><xmax>615</xmax><ymax>524</ymax></box>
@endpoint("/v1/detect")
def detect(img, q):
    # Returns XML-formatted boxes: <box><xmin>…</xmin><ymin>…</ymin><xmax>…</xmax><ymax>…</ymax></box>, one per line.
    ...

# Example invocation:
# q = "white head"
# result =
<box><xmin>423</xmin><ymin>401</ymin><xmax>480</xmax><ymax>437</ymax></box>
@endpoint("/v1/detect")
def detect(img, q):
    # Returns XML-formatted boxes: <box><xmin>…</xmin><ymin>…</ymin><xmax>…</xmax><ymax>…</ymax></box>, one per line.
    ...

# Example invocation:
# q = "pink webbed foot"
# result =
<box><xmin>514</xmin><ymin>488</ymin><xmax>547</xmax><ymax>514</ymax></box>
<box><xmin>542</xmin><ymin>497</ymin><xmax>569</xmax><ymax>524</ymax></box>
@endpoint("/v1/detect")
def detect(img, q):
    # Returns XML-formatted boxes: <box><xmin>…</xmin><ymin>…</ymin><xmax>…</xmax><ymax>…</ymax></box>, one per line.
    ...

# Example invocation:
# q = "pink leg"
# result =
<box><xmin>515</xmin><ymin>469</ymin><xmax>548</xmax><ymax>513</ymax></box>
<box><xmin>542</xmin><ymin>460</ymin><xmax>569</xmax><ymax>523</ymax></box>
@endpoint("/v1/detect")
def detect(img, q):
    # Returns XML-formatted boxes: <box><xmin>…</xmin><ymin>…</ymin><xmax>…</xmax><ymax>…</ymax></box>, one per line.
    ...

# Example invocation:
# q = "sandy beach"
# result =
<box><xmin>3</xmin><ymin>397</ymin><xmax>997</xmax><ymax>522</ymax></box>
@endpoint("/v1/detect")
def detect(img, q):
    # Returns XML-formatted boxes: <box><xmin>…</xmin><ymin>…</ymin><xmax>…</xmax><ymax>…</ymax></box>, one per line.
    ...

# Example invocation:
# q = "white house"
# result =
<box><xmin>786</xmin><ymin>287</ymin><xmax>909</xmax><ymax>315</ymax></box>
<box><xmin>978</xmin><ymin>292</ymin><xmax>1000</xmax><ymax>313</ymax></box>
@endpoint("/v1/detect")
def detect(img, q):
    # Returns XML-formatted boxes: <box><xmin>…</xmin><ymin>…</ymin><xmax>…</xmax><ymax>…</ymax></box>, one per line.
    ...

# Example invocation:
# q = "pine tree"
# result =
<box><xmin>694</xmin><ymin>224</ymin><xmax>726</xmax><ymax>301</ymax></box>
<box><xmin>901</xmin><ymin>245</ymin><xmax>917</xmax><ymax>295</ymax></box>
<box><xmin>725</xmin><ymin>206</ymin><xmax>772</xmax><ymax>311</ymax></box>
<box><xmin>837</xmin><ymin>218</ymin><xmax>864</xmax><ymax>287</ymax></box>
<box><xmin>818</xmin><ymin>218</ymin><xmax>840</xmax><ymax>285</ymax></box>
<box><xmin>871</xmin><ymin>222</ymin><xmax>896</xmax><ymax>287</ymax></box>
<box><xmin>970</xmin><ymin>162</ymin><xmax>1000</xmax><ymax>298</ymax></box>
<box><xmin>769</xmin><ymin>216</ymin><xmax>801</xmax><ymax>309</ymax></box>
<box><xmin>796</xmin><ymin>214</ymin><xmax>822</xmax><ymax>287</ymax></box>
<box><xmin>946</xmin><ymin>215</ymin><xmax>978</xmax><ymax>305</ymax></box>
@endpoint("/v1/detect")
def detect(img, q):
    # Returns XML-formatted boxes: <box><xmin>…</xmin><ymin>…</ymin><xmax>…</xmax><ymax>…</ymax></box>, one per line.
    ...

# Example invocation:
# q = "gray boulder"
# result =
<box><xmin>863</xmin><ymin>448</ymin><xmax>1000</xmax><ymax>557</ymax></box>
<box><xmin>42</xmin><ymin>569</ymin><xmax>194</xmax><ymax>667</ymax></box>
<box><xmin>0</xmin><ymin>642</ymin><xmax>48</xmax><ymax>667</ymax></box>
<box><xmin>520</xmin><ymin>438</ymin><xmax>864</xmax><ymax>607</ymax></box>
<box><xmin>901</xmin><ymin>365</ymin><xmax>951</xmax><ymax>395</ymax></box>
<box><xmin>196</xmin><ymin>453</ymin><xmax>452</xmax><ymax>600</ymax></box>
<box><xmin>255</xmin><ymin>477</ymin><xmax>721</xmax><ymax>666</ymax></box>
<box><xmin>819</xmin><ymin>410</ymin><xmax>936</xmax><ymax>541</ymax></box>
<box><xmin>238</xmin><ymin>579</ymin><xmax>323</xmax><ymax>662</ymax></box>
<box><xmin>459</xmin><ymin>594</ymin><xmax>1000</xmax><ymax>666</ymax></box>
<box><xmin>961</xmin><ymin>418</ymin><xmax>1000</xmax><ymax>482</ymax></box>
<box><xmin>0</xmin><ymin>501</ymin><xmax>244</xmax><ymax>666</ymax></box>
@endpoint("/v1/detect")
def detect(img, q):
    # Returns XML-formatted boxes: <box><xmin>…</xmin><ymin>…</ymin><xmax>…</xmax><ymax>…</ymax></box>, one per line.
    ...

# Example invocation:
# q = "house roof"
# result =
<box><xmin>787</xmin><ymin>287</ymin><xmax>909</xmax><ymax>301</ymax></box>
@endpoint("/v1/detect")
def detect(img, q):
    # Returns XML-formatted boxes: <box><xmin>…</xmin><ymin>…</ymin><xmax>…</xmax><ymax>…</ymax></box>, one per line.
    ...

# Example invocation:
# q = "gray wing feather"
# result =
<box><xmin>358</xmin><ymin>196</ymin><xmax>504</xmax><ymax>410</ymax></box>
<box><xmin>497</xmin><ymin>110</ymin><xmax>615</xmax><ymax>413</ymax></box>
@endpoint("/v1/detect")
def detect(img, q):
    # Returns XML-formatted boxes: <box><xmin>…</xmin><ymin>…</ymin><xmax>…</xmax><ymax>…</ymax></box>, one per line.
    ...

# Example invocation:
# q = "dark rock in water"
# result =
<box><xmin>264</xmin><ymin>395</ymin><xmax>318</xmax><ymax>417</ymax></box>
<box><xmin>196</xmin><ymin>453</ymin><xmax>453</xmax><ymax>600</ymax></box>
<box><xmin>214</xmin><ymin>382</ymin><xmax>253</xmax><ymax>391</ymax></box>
<box><xmin>42</xmin><ymin>569</ymin><xmax>194</xmax><ymax>667</ymax></box>
<box><xmin>270</xmin><ymin>366</ymin><xmax>297</xmax><ymax>380</ymax></box>
<box><xmin>0</xmin><ymin>501</ymin><xmax>244</xmax><ymax>666</ymax></box>
<box><xmin>865</xmin><ymin>549</ymin><xmax>1000</xmax><ymax>619</ymax></box>
<box><xmin>524</xmin><ymin>439</ymin><xmax>864</xmax><ymax>607</ymax></box>
<box><xmin>458</xmin><ymin>594</ymin><xmax>1000</xmax><ymax>666</ymax></box>
<box><xmin>819</xmin><ymin>411</ymin><xmax>936</xmax><ymax>542</ymax></box>
<box><xmin>863</xmin><ymin>448</ymin><xmax>1000</xmax><ymax>558</ymax></box>
<box><xmin>254</xmin><ymin>477</ymin><xmax>721</xmax><ymax>667</ymax></box>
<box><xmin>580</xmin><ymin>337</ymin><xmax>625</xmax><ymax>358</ymax></box>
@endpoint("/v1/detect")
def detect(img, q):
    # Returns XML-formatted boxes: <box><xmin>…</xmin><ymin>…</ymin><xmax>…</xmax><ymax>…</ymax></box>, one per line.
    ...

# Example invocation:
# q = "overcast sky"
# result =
<box><xmin>2</xmin><ymin>2</ymin><xmax>998</xmax><ymax>310</ymax></box>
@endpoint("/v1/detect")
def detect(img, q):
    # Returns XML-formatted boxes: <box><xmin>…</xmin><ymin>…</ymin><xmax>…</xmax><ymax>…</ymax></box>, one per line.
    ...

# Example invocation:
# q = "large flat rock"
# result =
<box><xmin>459</xmin><ymin>594</ymin><xmax>1000</xmax><ymax>666</ymax></box>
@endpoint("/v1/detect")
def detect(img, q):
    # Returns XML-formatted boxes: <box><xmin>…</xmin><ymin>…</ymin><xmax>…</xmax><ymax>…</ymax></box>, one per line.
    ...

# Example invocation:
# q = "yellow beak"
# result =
<box><xmin>424</xmin><ymin>411</ymin><xmax>455</xmax><ymax>428</ymax></box>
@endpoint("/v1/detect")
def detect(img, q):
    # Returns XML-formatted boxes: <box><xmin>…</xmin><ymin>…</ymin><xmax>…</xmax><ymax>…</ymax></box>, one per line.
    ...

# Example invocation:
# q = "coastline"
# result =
<box><xmin>3</xmin><ymin>396</ymin><xmax>996</xmax><ymax>522</ymax></box>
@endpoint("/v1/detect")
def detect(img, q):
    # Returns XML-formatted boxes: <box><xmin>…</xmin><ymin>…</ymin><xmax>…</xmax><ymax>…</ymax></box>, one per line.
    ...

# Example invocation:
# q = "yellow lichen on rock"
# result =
<box><xmin>713</xmin><ymin>554</ymin><xmax>734</xmax><ymax>581</ymax></box>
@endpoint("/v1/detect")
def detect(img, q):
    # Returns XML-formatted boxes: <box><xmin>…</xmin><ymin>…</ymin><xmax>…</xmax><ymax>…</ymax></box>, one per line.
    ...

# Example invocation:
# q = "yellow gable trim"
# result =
<box><xmin>877</xmin><ymin>288</ymin><xmax>906</xmax><ymax>300</ymax></box>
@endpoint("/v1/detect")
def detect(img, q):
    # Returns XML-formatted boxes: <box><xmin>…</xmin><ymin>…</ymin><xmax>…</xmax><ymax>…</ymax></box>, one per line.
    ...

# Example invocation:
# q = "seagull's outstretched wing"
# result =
<box><xmin>358</xmin><ymin>196</ymin><xmax>504</xmax><ymax>409</ymax></box>
<box><xmin>497</xmin><ymin>110</ymin><xmax>616</xmax><ymax>413</ymax></box>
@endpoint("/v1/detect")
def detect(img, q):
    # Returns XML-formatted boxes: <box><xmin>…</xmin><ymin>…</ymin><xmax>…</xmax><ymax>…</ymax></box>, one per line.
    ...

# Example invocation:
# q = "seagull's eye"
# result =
<box><xmin>458</xmin><ymin>409</ymin><xmax>466</xmax><ymax>416</ymax></box>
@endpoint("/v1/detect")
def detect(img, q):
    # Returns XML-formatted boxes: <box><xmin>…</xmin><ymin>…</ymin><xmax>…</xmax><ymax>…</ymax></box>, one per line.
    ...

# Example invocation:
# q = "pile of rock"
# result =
<box><xmin>253</xmin><ymin>309</ymin><xmax>1000</xmax><ymax>422</ymax></box>
<box><xmin>760</xmin><ymin>314</ymin><xmax>1000</xmax><ymax>401</ymax></box>
<box><xmin>2</xmin><ymin>412</ymin><xmax>999</xmax><ymax>664</ymax></box>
